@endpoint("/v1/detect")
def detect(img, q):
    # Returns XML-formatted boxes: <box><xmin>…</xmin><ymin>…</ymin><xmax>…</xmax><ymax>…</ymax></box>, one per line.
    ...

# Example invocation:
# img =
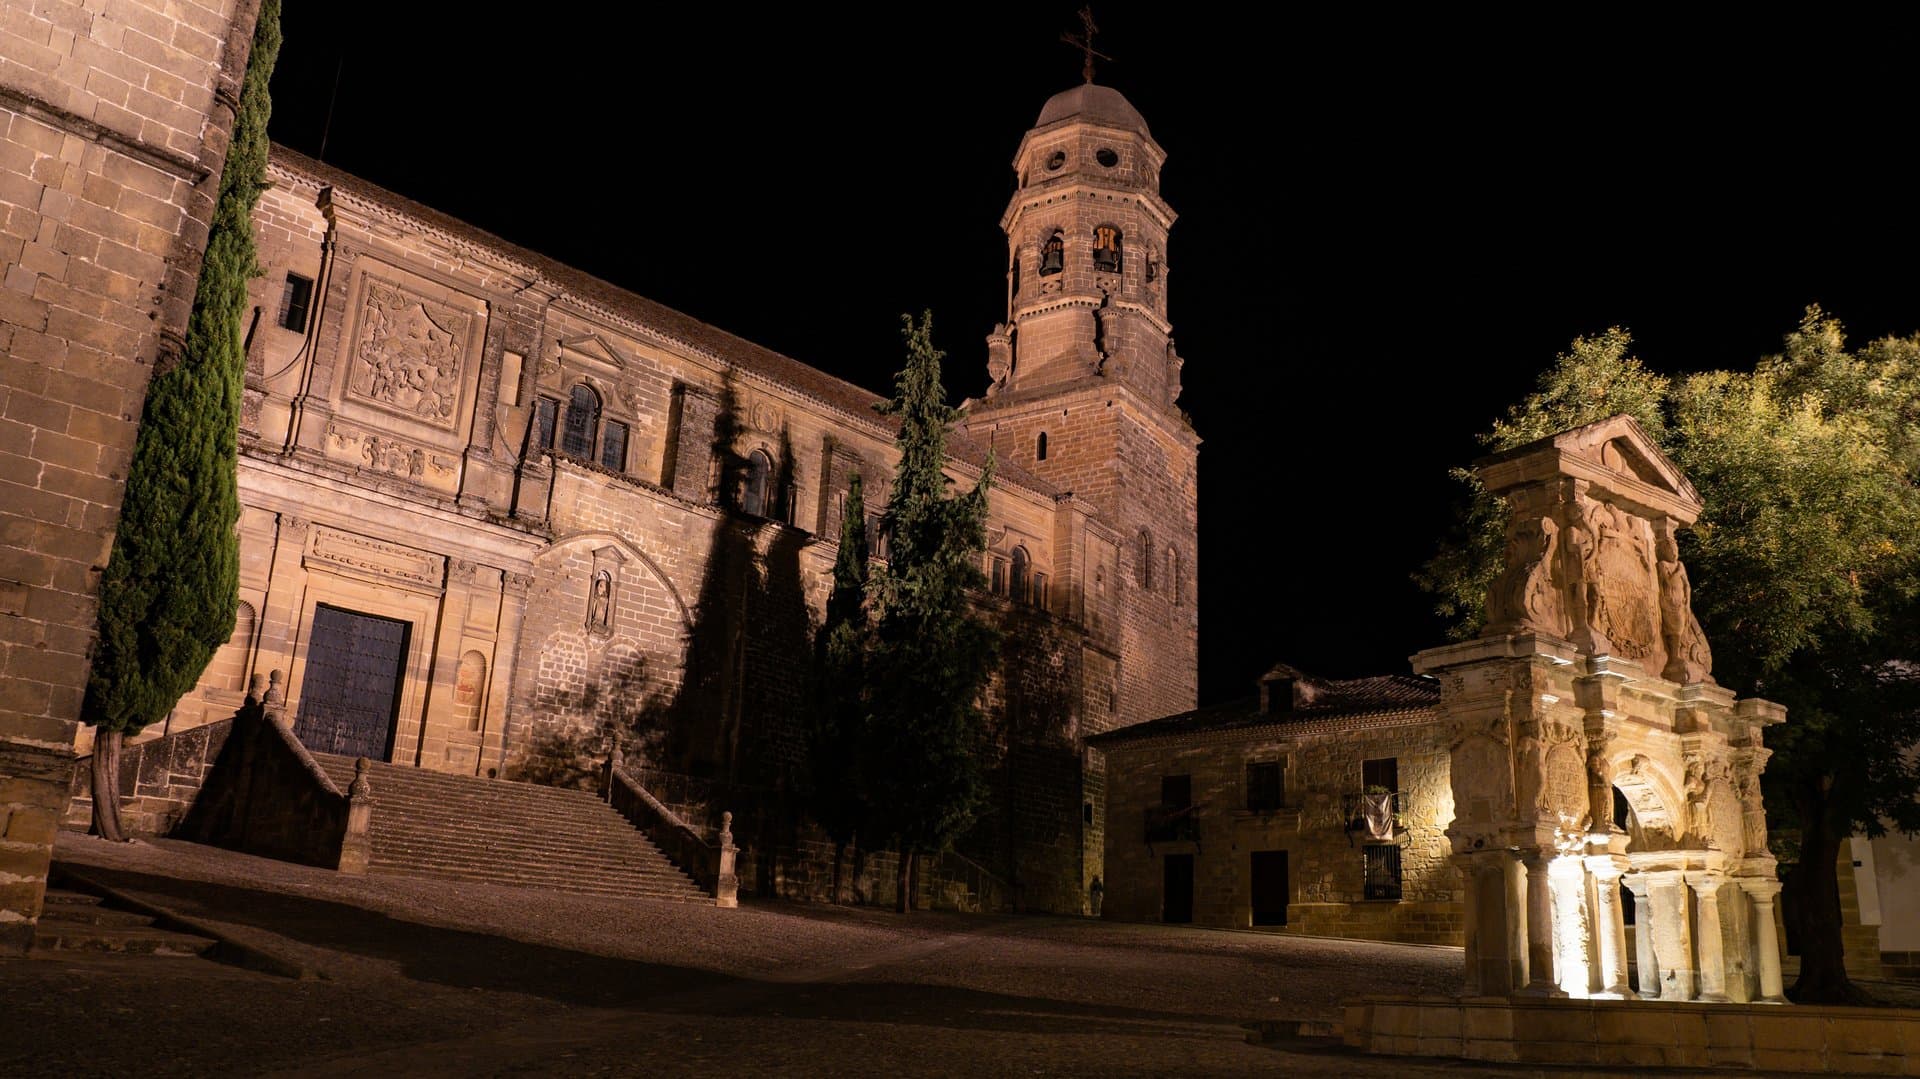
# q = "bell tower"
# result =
<box><xmin>985</xmin><ymin>83</ymin><xmax>1180</xmax><ymax>408</ymax></box>
<box><xmin>962</xmin><ymin>75</ymin><xmax>1199</xmax><ymax>733</ymax></box>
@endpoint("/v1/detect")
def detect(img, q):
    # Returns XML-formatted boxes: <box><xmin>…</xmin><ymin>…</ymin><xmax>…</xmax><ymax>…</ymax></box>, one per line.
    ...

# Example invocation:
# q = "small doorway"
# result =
<box><xmin>293</xmin><ymin>604</ymin><xmax>410</xmax><ymax>760</ymax></box>
<box><xmin>1251</xmin><ymin>850</ymin><xmax>1289</xmax><ymax>926</ymax></box>
<box><xmin>1163</xmin><ymin>853</ymin><xmax>1194</xmax><ymax>924</ymax></box>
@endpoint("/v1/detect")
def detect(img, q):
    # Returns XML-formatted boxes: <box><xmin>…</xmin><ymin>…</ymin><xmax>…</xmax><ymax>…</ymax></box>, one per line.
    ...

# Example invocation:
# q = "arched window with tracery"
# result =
<box><xmin>1040</xmin><ymin>229</ymin><xmax>1064</xmax><ymax>276</ymax></box>
<box><xmin>742</xmin><ymin>449</ymin><xmax>773</xmax><ymax>517</ymax></box>
<box><xmin>562</xmin><ymin>383</ymin><xmax>599</xmax><ymax>457</ymax></box>
<box><xmin>1093</xmin><ymin>224</ymin><xmax>1123</xmax><ymax>274</ymax></box>
<box><xmin>1135</xmin><ymin>530</ymin><xmax>1153</xmax><ymax>589</ymax></box>
<box><xmin>1010</xmin><ymin>546</ymin><xmax>1031</xmax><ymax>604</ymax></box>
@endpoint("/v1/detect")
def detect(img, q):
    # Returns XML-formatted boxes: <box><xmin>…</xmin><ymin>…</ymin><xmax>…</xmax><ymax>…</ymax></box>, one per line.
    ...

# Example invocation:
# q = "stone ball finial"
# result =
<box><xmin>264</xmin><ymin>668</ymin><xmax>285</xmax><ymax>707</ymax></box>
<box><xmin>246</xmin><ymin>671</ymin><xmax>265</xmax><ymax>704</ymax></box>
<box><xmin>349</xmin><ymin>756</ymin><xmax>373</xmax><ymax>799</ymax></box>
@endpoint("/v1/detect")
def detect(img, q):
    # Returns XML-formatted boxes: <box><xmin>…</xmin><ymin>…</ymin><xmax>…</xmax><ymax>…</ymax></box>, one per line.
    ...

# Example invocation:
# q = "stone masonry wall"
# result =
<box><xmin>1102</xmin><ymin>715</ymin><xmax>1464</xmax><ymax>945</ymax></box>
<box><xmin>0</xmin><ymin>0</ymin><xmax>261</xmax><ymax>953</ymax></box>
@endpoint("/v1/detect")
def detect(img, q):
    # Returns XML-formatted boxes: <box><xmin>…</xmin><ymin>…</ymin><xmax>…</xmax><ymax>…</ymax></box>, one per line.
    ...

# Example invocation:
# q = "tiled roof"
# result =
<box><xmin>1087</xmin><ymin>672</ymin><xmax>1440</xmax><ymax>745</ymax></box>
<box><xmin>266</xmin><ymin>146</ymin><xmax>1056</xmax><ymax>500</ymax></box>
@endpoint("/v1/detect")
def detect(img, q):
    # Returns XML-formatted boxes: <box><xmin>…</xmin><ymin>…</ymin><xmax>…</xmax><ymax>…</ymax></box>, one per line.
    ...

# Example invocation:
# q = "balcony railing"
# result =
<box><xmin>1144</xmin><ymin>803</ymin><xmax>1199</xmax><ymax>844</ymax></box>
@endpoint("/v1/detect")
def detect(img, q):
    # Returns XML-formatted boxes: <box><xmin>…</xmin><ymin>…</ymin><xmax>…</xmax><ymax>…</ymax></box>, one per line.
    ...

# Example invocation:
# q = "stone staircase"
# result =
<box><xmin>310</xmin><ymin>754</ymin><xmax>709</xmax><ymax>903</ymax></box>
<box><xmin>33</xmin><ymin>887</ymin><xmax>218</xmax><ymax>958</ymax></box>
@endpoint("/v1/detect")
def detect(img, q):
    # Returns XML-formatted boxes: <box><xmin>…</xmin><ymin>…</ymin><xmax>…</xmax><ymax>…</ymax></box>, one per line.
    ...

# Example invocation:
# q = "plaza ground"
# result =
<box><xmin>3</xmin><ymin>835</ymin><xmax>1897</xmax><ymax>1077</ymax></box>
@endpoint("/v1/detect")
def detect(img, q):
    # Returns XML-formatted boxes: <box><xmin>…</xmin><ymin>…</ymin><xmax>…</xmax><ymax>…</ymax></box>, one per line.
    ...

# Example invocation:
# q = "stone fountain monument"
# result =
<box><xmin>1412</xmin><ymin>414</ymin><xmax>1786</xmax><ymax>1004</ymax></box>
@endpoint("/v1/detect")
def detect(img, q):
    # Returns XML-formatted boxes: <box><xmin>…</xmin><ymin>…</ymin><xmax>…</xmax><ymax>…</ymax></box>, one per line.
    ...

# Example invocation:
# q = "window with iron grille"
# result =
<box><xmin>1363</xmin><ymin>844</ymin><xmax>1402</xmax><ymax>901</ymax></box>
<box><xmin>1246</xmin><ymin>761</ymin><xmax>1284</xmax><ymax>813</ymax></box>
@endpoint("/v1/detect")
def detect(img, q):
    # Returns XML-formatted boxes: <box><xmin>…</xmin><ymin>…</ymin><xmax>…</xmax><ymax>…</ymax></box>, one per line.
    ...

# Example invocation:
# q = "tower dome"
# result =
<box><xmin>1034</xmin><ymin>83</ymin><xmax>1150</xmax><ymax>136</ymax></box>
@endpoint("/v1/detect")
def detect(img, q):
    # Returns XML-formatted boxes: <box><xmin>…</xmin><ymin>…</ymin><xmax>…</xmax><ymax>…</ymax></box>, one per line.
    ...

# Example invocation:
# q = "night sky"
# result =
<box><xmin>267</xmin><ymin>6</ymin><xmax>1920</xmax><ymax>706</ymax></box>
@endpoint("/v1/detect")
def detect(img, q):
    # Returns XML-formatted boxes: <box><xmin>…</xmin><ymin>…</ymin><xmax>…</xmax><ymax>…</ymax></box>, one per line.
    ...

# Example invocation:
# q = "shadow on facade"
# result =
<box><xmin>631</xmin><ymin>376</ymin><xmax>816</xmax><ymax>897</ymax></box>
<box><xmin>975</xmin><ymin>607</ymin><xmax>1083</xmax><ymax>912</ymax></box>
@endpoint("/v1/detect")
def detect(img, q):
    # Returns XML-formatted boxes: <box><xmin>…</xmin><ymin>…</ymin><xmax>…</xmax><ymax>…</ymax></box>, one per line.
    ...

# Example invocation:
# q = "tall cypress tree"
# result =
<box><xmin>808</xmin><ymin>471</ymin><xmax>872</xmax><ymax>902</ymax></box>
<box><xmin>866</xmin><ymin>312</ymin><xmax>998</xmax><ymax>912</ymax></box>
<box><xmin>81</xmin><ymin>1</ymin><xmax>282</xmax><ymax>841</ymax></box>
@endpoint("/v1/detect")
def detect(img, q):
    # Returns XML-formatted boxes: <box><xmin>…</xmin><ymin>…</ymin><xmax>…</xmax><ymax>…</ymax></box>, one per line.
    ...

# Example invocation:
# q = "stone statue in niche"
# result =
<box><xmin>351</xmin><ymin>278</ymin><xmax>467</xmax><ymax>428</ymax></box>
<box><xmin>1488</xmin><ymin>514</ymin><xmax>1566</xmax><ymax>636</ymax></box>
<box><xmin>587</xmin><ymin>570</ymin><xmax>614</xmax><ymax>636</ymax></box>
<box><xmin>1655</xmin><ymin>523</ymin><xmax>1714</xmax><ymax>682</ymax></box>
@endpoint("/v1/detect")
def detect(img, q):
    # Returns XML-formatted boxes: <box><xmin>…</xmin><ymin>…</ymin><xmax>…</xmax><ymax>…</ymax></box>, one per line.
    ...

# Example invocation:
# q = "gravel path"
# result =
<box><xmin>0</xmin><ymin>833</ymin><xmax>1850</xmax><ymax>1076</ymax></box>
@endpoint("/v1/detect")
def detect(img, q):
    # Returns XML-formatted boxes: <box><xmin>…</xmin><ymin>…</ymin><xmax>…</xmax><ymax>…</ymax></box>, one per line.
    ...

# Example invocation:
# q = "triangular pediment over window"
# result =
<box><xmin>558</xmin><ymin>334</ymin><xmax>627</xmax><ymax>371</ymax></box>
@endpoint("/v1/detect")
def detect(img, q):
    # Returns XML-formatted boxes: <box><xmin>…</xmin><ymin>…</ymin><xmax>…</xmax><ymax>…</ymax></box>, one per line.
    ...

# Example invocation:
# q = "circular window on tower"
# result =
<box><xmin>1096</xmin><ymin>147</ymin><xmax>1119</xmax><ymax>168</ymax></box>
<box><xmin>1046</xmin><ymin>150</ymin><xmax>1066</xmax><ymax>171</ymax></box>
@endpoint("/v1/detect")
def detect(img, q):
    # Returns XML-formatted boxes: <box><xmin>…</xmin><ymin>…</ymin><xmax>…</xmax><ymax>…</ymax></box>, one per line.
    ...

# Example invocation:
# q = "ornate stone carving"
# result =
<box><xmin>1545</xmin><ymin>740</ymin><xmax>1591</xmax><ymax>832</ymax></box>
<box><xmin>349</xmin><ymin>276</ymin><xmax>471</xmax><ymax>429</ymax></box>
<box><xmin>305</xmin><ymin>526</ymin><xmax>443</xmax><ymax>590</ymax></box>
<box><xmin>1488</xmin><ymin>514</ymin><xmax>1566</xmax><ymax>636</ymax></box>
<box><xmin>1655</xmin><ymin>521</ymin><xmax>1713</xmax><ymax>683</ymax></box>
<box><xmin>1591</xmin><ymin>500</ymin><xmax>1662</xmax><ymax>663</ymax></box>
<box><xmin>362</xmin><ymin>435</ymin><xmax>425</xmax><ymax>478</ymax></box>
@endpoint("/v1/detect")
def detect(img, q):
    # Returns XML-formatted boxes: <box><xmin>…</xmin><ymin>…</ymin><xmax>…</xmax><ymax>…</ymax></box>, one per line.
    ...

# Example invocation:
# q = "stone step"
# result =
<box><xmin>33</xmin><ymin>922</ymin><xmax>219</xmax><ymax>957</ymax></box>
<box><xmin>37</xmin><ymin>904</ymin><xmax>157</xmax><ymax>929</ymax></box>
<box><xmin>358</xmin><ymin>861</ymin><xmax>705</xmax><ymax>898</ymax></box>
<box><xmin>361</xmin><ymin>824</ymin><xmax>666</xmax><ymax>854</ymax></box>
<box><xmin>306</xmin><ymin>752</ymin><xmax>707</xmax><ymax>901</ymax></box>
<box><xmin>41</xmin><ymin>888</ymin><xmax>106</xmax><ymax>908</ymax></box>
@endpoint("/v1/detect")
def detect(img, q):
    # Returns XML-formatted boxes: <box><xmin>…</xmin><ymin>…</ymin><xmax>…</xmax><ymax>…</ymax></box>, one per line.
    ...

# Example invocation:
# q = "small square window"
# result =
<box><xmin>1246</xmin><ymin>761</ymin><xmax>1284</xmax><ymax>813</ymax></box>
<box><xmin>278</xmin><ymin>272</ymin><xmax>313</xmax><ymax>332</ymax></box>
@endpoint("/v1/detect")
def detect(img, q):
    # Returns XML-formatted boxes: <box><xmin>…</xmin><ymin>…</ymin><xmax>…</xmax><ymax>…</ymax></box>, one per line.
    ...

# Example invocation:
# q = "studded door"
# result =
<box><xmin>292</xmin><ymin>604</ymin><xmax>409</xmax><ymax>760</ymax></box>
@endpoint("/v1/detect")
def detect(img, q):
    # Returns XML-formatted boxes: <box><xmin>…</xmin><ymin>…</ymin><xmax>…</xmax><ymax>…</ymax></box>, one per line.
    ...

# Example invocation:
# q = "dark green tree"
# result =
<box><xmin>1418</xmin><ymin>312</ymin><xmax>1920</xmax><ymax>1003</ymax></box>
<box><xmin>807</xmin><ymin>471</ymin><xmax>873</xmax><ymax>902</ymax></box>
<box><xmin>80</xmin><ymin>1</ymin><xmax>282</xmax><ymax>841</ymax></box>
<box><xmin>866</xmin><ymin>312</ymin><xmax>998</xmax><ymax>912</ymax></box>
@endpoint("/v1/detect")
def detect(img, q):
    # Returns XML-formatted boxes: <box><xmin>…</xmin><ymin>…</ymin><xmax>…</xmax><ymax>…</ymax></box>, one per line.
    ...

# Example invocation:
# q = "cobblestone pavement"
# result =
<box><xmin>1</xmin><ymin>835</ymin><xmax>1874</xmax><ymax>1077</ymax></box>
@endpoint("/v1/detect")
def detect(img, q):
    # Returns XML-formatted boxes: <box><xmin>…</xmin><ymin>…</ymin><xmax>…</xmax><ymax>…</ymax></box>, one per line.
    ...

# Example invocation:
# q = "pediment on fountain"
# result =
<box><xmin>1477</xmin><ymin>414</ymin><xmax>1700</xmax><ymax>526</ymax></box>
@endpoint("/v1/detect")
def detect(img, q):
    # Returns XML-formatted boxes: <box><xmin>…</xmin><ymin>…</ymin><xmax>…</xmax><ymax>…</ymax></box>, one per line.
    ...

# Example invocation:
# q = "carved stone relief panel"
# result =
<box><xmin>304</xmin><ymin>525</ymin><xmax>445</xmax><ymax>593</ymax></box>
<box><xmin>348</xmin><ymin>275</ymin><xmax>473</xmax><ymax>431</ymax></box>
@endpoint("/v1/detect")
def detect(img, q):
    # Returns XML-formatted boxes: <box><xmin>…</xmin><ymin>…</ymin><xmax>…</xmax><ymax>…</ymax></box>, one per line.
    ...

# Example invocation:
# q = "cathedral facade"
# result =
<box><xmin>158</xmin><ymin>82</ymin><xmax>1197</xmax><ymax>912</ymax></box>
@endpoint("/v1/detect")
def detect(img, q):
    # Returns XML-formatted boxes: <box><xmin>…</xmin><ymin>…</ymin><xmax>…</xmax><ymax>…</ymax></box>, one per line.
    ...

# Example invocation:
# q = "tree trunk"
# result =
<box><xmin>830</xmin><ymin>840</ymin><xmax>846</xmax><ymax>905</ymax></box>
<box><xmin>90</xmin><ymin>728</ymin><xmax>127</xmax><ymax>843</ymax></box>
<box><xmin>1784</xmin><ymin>781</ymin><xmax>1868</xmax><ymax>1003</ymax></box>
<box><xmin>851</xmin><ymin>844</ymin><xmax>867</xmax><ymax>905</ymax></box>
<box><xmin>895</xmin><ymin>849</ymin><xmax>912</xmax><ymax>914</ymax></box>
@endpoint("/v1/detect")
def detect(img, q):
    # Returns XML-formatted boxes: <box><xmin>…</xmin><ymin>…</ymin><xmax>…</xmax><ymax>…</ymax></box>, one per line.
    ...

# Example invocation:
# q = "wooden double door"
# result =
<box><xmin>291</xmin><ymin>604</ymin><xmax>409</xmax><ymax>761</ymax></box>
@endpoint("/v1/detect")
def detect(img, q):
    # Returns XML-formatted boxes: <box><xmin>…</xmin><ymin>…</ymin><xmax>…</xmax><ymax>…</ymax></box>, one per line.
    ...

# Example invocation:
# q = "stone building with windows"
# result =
<box><xmin>1089</xmin><ymin>664</ymin><xmax>1463</xmax><ymax>944</ymax></box>
<box><xmin>131</xmin><ymin>79</ymin><xmax>1198</xmax><ymax>914</ymax></box>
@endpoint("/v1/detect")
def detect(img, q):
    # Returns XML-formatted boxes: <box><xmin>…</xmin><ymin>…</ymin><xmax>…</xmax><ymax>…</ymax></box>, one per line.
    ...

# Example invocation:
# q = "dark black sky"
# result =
<box><xmin>268</xmin><ymin>5</ymin><xmax>1919</xmax><ymax>706</ymax></box>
